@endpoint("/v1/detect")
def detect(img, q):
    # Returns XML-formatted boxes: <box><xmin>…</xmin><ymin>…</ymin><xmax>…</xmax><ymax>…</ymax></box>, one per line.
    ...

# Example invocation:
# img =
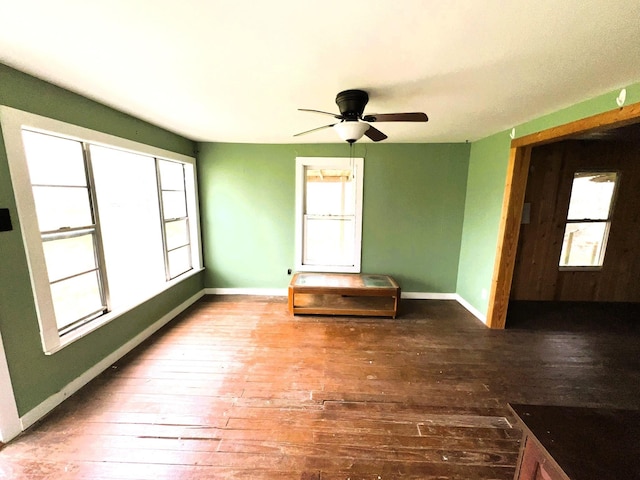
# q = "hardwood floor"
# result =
<box><xmin>1</xmin><ymin>296</ymin><xmax>639</xmax><ymax>479</ymax></box>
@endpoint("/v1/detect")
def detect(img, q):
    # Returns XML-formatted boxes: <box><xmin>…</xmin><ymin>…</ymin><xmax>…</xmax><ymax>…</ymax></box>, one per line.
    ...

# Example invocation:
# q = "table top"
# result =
<box><xmin>291</xmin><ymin>273</ymin><xmax>398</xmax><ymax>289</ymax></box>
<box><xmin>509</xmin><ymin>403</ymin><xmax>640</xmax><ymax>480</ymax></box>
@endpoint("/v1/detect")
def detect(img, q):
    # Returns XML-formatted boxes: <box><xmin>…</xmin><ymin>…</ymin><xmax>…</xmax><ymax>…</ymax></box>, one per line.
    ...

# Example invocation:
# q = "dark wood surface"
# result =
<box><xmin>509</xmin><ymin>404</ymin><xmax>640</xmax><ymax>479</ymax></box>
<box><xmin>1</xmin><ymin>297</ymin><xmax>639</xmax><ymax>479</ymax></box>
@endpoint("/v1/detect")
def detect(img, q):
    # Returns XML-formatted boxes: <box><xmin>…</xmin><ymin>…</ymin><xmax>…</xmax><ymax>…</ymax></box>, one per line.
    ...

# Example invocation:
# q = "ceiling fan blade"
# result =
<box><xmin>362</xmin><ymin>112</ymin><xmax>428</xmax><ymax>122</ymax></box>
<box><xmin>299</xmin><ymin>108</ymin><xmax>344</xmax><ymax>120</ymax></box>
<box><xmin>364</xmin><ymin>124</ymin><xmax>388</xmax><ymax>142</ymax></box>
<box><xmin>293</xmin><ymin>123</ymin><xmax>337</xmax><ymax>137</ymax></box>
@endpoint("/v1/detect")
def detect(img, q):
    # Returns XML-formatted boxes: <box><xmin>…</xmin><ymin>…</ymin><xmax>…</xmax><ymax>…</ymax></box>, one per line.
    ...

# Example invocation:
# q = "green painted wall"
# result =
<box><xmin>456</xmin><ymin>132</ymin><xmax>511</xmax><ymax>316</ymax></box>
<box><xmin>515</xmin><ymin>83</ymin><xmax>640</xmax><ymax>139</ymax></box>
<box><xmin>198</xmin><ymin>142</ymin><xmax>470</xmax><ymax>292</ymax></box>
<box><xmin>456</xmin><ymin>81</ymin><xmax>640</xmax><ymax>318</ymax></box>
<box><xmin>0</xmin><ymin>64</ymin><xmax>203</xmax><ymax>415</ymax></box>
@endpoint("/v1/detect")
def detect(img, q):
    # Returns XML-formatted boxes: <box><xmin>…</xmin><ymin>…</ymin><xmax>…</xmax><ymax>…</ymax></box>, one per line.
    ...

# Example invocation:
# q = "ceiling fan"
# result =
<box><xmin>294</xmin><ymin>89</ymin><xmax>428</xmax><ymax>143</ymax></box>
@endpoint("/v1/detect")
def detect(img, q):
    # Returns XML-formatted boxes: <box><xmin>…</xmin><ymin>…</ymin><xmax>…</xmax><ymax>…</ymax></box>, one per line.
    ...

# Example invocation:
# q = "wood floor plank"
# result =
<box><xmin>1</xmin><ymin>296</ymin><xmax>639</xmax><ymax>479</ymax></box>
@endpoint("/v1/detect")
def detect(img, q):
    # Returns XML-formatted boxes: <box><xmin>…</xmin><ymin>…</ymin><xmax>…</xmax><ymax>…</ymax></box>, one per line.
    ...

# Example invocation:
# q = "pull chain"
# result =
<box><xmin>349</xmin><ymin>142</ymin><xmax>354</xmax><ymax>180</ymax></box>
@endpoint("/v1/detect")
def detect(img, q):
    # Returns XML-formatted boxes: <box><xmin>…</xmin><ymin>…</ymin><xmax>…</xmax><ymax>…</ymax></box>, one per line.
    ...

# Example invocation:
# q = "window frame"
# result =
<box><xmin>156</xmin><ymin>158</ymin><xmax>193</xmax><ymax>280</ymax></box>
<box><xmin>294</xmin><ymin>156</ymin><xmax>364</xmax><ymax>273</ymax></box>
<box><xmin>1</xmin><ymin>106</ymin><xmax>203</xmax><ymax>354</ymax></box>
<box><xmin>558</xmin><ymin>170</ymin><xmax>620</xmax><ymax>271</ymax></box>
<box><xmin>25</xmin><ymin>132</ymin><xmax>111</xmax><ymax>334</ymax></box>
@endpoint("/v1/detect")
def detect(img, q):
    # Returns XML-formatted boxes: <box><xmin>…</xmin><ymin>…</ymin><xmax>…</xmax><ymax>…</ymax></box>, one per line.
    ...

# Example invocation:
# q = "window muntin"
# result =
<box><xmin>32</xmin><ymin>187</ymin><xmax>94</xmax><ymax>231</ymax></box>
<box><xmin>167</xmin><ymin>246</ymin><xmax>192</xmax><ymax>279</ymax></box>
<box><xmin>305</xmin><ymin>168</ymin><xmax>356</xmax><ymax>215</ymax></box>
<box><xmin>303</xmin><ymin>217</ymin><xmax>356</xmax><ymax>266</ymax></box>
<box><xmin>50</xmin><ymin>270</ymin><xmax>104</xmax><ymax>333</ymax></box>
<box><xmin>21</xmin><ymin>130</ymin><xmax>87</xmax><ymax>185</ymax></box>
<box><xmin>295</xmin><ymin>157</ymin><xmax>364</xmax><ymax>273</ymax></box>
<box><xmin>559</xmin><ymin>171</ymin><xmax>618</xmax><ymax>268</ymax></box>
<box><xmin>42</xmin><ymin>231</ymin><xmax>98</xmax><ymax>283</ymax></box>
<box><xmin>1</xmin><ymin>106</ymin><xmax>201</xmax><ymax>353</ymax></box>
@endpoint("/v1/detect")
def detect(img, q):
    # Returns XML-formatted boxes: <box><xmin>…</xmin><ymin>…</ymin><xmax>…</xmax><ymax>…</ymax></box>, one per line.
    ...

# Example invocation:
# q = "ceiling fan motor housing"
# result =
<box><xmin>335</xmin><ymin>89</ymin><xmax>369</xmax><ymax>120</ymax></box>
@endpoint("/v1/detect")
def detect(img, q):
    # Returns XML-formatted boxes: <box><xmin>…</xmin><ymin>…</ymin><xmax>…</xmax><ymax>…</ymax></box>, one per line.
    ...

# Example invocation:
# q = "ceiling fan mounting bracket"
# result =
<box><xmin>335</xmin><ymin>89</ymin><xmax>369</xmax><ymax>119</ymax></box>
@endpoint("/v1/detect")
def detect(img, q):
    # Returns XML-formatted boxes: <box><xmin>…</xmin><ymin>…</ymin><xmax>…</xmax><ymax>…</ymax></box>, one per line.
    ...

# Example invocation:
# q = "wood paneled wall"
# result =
<box><xmin>511</xmin><ymin>140</ymin><xmax>640</xmax><ymax>302</ymax></box>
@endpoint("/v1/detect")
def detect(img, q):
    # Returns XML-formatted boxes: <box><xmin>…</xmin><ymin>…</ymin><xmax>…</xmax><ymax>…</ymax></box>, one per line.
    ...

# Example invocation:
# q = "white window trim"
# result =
<box><xmin>0</xmin><ymin>106</ymin><xmax>203</xmax><ymax>354</ymax></box>
<box><xmin>294</xmin><ymin>156</ymin><xmax>364</xmax><ymax>273</ymax></box>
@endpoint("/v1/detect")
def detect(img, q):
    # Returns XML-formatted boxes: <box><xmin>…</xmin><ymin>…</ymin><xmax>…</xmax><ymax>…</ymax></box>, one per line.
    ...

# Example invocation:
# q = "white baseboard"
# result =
<box><xmin>204</xmin><ymin>287</ymin><xmax>288</xmax><ymax>296</ymax></box>
<box><xmin>205</xmin><ymin>289</ymin><xmax>457</xmax><ymax>299</ymax></box>
<box><xmin>454</xmin><ymin>294</ymin><xmax>488</xmax><ymax>324</ymax></box>
<box><xmin>401</xmin><ymin>291</ymin><xmax>486</xmax><ymax>323</ymax></box>
<box><xmin>19</xmin><ymin>289</ymin><xmax>205</xmax><ymax>434</ymax></box>
<box><xmin>203</xmin><ymin>288</ymin><xmax>487</xmax><ymax>323</ymax></box>
<box><xmin>401</xmin><ymin>292</ymin><xmax>457</xmax><ymax>300</ymax></box>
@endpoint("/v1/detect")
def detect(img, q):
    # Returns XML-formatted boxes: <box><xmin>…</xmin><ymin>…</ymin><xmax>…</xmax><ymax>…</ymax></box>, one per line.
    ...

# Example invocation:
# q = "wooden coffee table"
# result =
<box><xmin>288</xmin><ymin>273</ymin><xmax>400</xmax><ymax>318</ymax></box>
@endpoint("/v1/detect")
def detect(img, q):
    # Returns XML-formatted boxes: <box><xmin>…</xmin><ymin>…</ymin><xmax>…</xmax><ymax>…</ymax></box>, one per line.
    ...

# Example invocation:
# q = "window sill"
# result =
<box><xmin>558</xmin><ymin>266</ymin><xmax>603</xmax><ymax>272</ymax></box>
<box><xmin>44</xmin><ymin>267</ymin><xmax>204</xmax><ymax>355</ymax></box>
<box><xmin>296</xmin><ymin>265</ymin><xmax>361</xmax><ymax>274</ymax></box>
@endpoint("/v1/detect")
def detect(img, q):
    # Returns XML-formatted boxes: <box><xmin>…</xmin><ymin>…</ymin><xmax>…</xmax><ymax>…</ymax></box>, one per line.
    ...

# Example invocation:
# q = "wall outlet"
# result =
<box><xmin>287</xmin><ymin>269</ymin><xmax>292</xmax><ymax>275</ymax></box>
<box><xmin>481</xmin><ymin>288</ymin><xmax>488</xmax><ymax>300</ymax></box>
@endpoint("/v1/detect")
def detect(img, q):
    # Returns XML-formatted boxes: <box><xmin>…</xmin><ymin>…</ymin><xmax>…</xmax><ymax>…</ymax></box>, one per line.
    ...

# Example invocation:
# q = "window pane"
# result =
<box><xmin>90</xmin><ymin>145</ymin><xmax>166</xmax><ymax>307</ymax></box>
<box><xmin>51</xmin><ymin>271</ymin><xmax>104</xmax><ymax>331</ymax></box>
<box><xmin>162</xmin><ymin>191</ymin><xmax>187</xmax><ymax>219</ymax></box>
<box><xmin>305</xmin><ymin>168</ymin><xmax>355</xmax><ymax>215</ymax></box>
<box><xmin>304</xmin><ymin>217</ymin><xmax>355</xmax><ymax>266</ymax></box>
<box><xmin>567</xmin><ymin>172</ymin><xmax>617</xmax><ymax>220</ymax></box>
<box><xmin>165</xmin><ymin>219</ymin><xmax>189</xmax><ymax>250</ymax></box>
<box><xmin>22</xmin><ymin>130</ymin><xmax>87</xmax><ymax>186</ymax></box>
<box><xmin>167</xmin><ymin>245</ymin><xmax>192</xmax><ymax>279</ymax></box>
<box><xmin>559</xmin><ymin>222</ymin><xmax>608</xmax><ymax>267</ymax></box>
<box><xmin>159</xmin><ymin>160</ymin><xmax>185</xmax><ymax>191</ymax></box>
<box><xmin>42</xmin><ymin>232</ymin><xmax>97</xmax><ymax>282</ymax></box>
<box><xmin>32</xmin><ymin>186</ymin><xmax>93</xmax><ymax>231</ymax></box>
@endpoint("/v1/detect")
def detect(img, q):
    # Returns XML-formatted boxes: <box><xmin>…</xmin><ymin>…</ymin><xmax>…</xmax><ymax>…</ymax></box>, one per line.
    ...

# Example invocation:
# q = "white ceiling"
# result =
<box><xmin>1</xmin><ymin>0</ymin><xmax>639</xmax><ymax>144</ymax></box>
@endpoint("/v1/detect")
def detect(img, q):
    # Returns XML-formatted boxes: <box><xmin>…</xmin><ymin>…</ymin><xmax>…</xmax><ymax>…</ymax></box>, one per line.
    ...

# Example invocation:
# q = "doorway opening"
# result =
<box><xmin>486</xmin><ymin>102</ymin><xmax>640</xmax><ymax>329</ymax></box>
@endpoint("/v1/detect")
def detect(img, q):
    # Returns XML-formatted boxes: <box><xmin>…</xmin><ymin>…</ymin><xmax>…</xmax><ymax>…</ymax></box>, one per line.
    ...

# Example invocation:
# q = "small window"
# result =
<box><xmin>295</xmin><ymin>157</ymin><xmax>364</xmax><ymax>273</ymax></box>
<box><xmin>559</xmin><ymin>171</ymin><xmax>619</xmax><ymax>268</ymax></box>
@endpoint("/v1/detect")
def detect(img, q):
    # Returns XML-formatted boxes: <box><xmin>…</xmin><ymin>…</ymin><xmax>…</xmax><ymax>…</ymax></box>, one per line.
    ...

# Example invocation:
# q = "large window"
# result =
<box><xmin>559</xmin><ymin>171</ymin><xmax>619</xmax><ymax>268</ymax></box>
<box><xmin>295</xmin><ymin>157</ymin><xmax>364</xmax><ymax>273</ymax></box>
<box><xmin>1</xmin><ymin>107</ymin><xmax>202</xmax><ymax>353</ymax></box>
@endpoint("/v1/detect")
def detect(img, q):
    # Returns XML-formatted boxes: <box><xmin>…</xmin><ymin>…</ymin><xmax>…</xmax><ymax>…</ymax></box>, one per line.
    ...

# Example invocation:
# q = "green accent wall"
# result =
<box><xmin>198</xmin><ymin>142</ymin><xmax>470</xmax><ymax>292</ymax></box>
<box><xmin>456</xmin><ymin>81</ymin><xmax>640</xmax><ymax>318</ymax></box>
<box><xmin>0</xmin><ymin>64</ymin><xmax>203</xmax><ymax>415</ymax></box>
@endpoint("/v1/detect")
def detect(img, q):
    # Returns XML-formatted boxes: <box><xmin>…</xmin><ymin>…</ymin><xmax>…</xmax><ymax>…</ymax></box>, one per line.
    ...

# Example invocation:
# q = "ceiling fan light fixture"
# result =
<box><xmin>334</xmin><ymin>121</ymin><xmax>369</xmax><ymax>143</ymax></box>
